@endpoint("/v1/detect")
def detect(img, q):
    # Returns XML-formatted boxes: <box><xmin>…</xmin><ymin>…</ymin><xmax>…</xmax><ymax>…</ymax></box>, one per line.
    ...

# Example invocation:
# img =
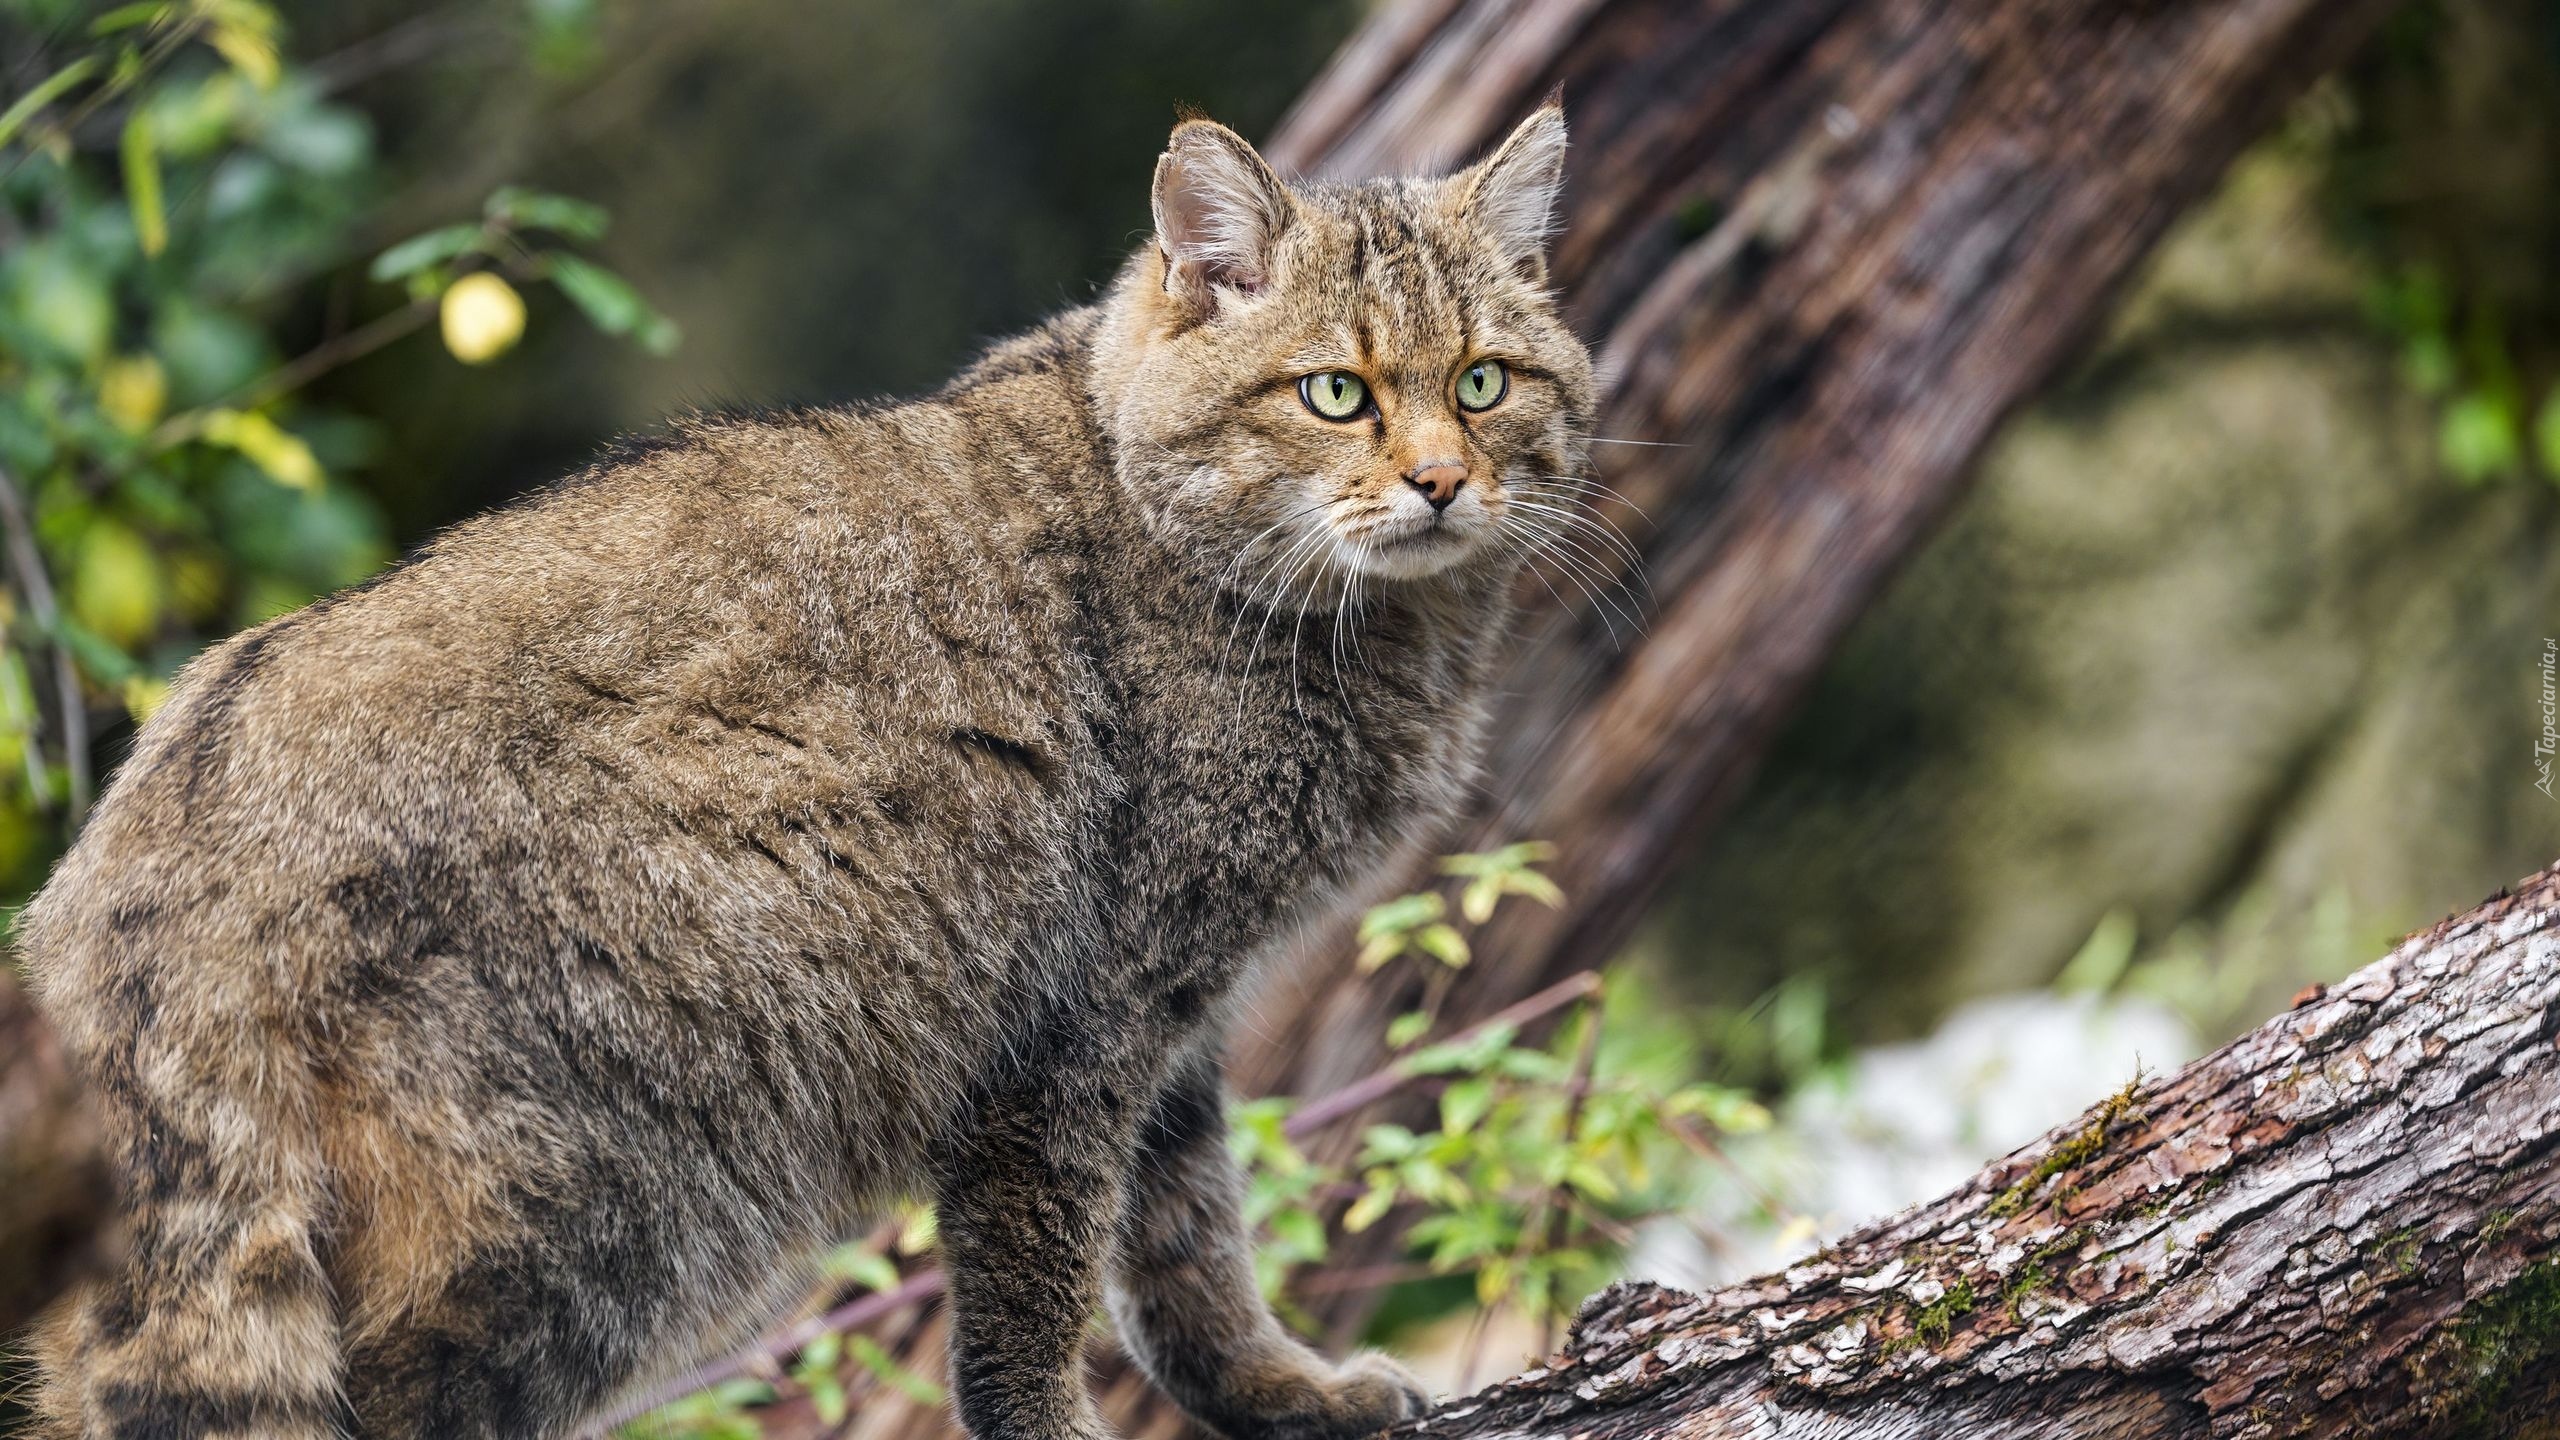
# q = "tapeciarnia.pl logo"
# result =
<box><xmin>2539</xmin><ymin>638</ymin><xmax>2557</xmax><ymax>799</ymax></box>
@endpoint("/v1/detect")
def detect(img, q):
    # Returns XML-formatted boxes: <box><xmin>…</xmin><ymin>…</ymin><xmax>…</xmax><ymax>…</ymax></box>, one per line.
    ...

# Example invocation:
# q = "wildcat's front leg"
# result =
<box><xmin>935</xmin><ymin>1014</ymin><xmax>1157</xmax><ymax>1440</ymax></box>
<box><xmin>1107</xmin><ymin>1047</ymin><xmax>1430</xmax><ymax>1440</ymax></box>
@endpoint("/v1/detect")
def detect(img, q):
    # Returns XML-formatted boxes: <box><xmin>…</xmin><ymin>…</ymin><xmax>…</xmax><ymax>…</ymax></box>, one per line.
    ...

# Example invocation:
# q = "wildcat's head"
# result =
<box><xmin>1092</xmin><ymin>107</ymin><xmax>1595</xmax><ymax>595</ymax></box>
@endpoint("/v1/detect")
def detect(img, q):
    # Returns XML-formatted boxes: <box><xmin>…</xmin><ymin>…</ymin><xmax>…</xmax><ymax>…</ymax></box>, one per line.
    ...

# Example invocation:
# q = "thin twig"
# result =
<box><xmin>0</xmin><ymin>462</ymin><xmax>87</xmax><ymax>826</ymax></box>
<box><xmin>147</xmin><ymin>298</ymin><xmax>437</xmax><ymax>451</ymax></box>
<box><xmin>1285</xmin><ymin>970</ymin><xmax>1604</xmax><ymax>1137</ymax></box>
<box><xmin>1537</xmin><ymin>995</ymin><xmax>1606</xmax><ymax>1356</ymax></box>
<box><xmin>1662</xmin><ymin>1114</ymin><xmax>1794</xmax><ymax>1226</ymax></box>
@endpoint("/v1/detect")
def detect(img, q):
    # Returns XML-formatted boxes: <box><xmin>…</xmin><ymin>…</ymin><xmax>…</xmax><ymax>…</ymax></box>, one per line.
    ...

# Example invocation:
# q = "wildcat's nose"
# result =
<box><xmin>1404</xmin><ymin>462</ymin><xmax>1467</xmax><ymax>512</ymax></box>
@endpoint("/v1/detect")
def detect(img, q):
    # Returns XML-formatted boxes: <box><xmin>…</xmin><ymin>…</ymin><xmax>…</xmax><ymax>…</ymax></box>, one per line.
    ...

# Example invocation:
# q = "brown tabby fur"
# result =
<box><xmin>16</xmin><ymin>107</ymin><xmax>1591</xmax><ymax>1439</ymax></box>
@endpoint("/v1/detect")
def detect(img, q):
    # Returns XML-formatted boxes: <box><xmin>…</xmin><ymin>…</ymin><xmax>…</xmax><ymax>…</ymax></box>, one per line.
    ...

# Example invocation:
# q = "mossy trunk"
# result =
<box><xmin>1391</xmin><ymin>865</ymin><xmax>2560</xmax><ymax>1439</ymax></box>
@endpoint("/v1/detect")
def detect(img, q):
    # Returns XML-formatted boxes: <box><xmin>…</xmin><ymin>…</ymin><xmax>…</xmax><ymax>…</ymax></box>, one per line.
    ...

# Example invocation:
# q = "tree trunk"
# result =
<box><xmin>1236</xmin><ymin>0</ymin><xmax>2411</xmax><ymax>1342</ymax></box>
<box><xmin>0</xmin><ymin>968</ymin><xmax>109</xmax><ymax>1337</ymax></box>
<box><xmin>825</xmin><ymin>1</ymin><xmax>2414</xmax><ymax>1435</ymax></box>
<box><xmin>1392</xmin><ymin>863</ymin><xmax>2560</xmax><ymax>1439</ymax></box>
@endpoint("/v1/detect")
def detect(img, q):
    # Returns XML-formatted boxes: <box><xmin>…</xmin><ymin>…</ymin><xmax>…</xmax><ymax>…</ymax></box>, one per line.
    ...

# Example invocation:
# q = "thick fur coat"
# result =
<box><xmin>20</xmin><ymin>108</ymin><xmax>1594</xmax><ymax>1440</ymax></box>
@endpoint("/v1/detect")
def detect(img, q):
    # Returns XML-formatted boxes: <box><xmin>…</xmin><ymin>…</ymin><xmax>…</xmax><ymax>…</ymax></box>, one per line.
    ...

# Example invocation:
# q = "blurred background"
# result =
<box><xmin>3</xmin><ymin>0</ymin><xmax>2558</xmax><ymax>1431</ymax></box>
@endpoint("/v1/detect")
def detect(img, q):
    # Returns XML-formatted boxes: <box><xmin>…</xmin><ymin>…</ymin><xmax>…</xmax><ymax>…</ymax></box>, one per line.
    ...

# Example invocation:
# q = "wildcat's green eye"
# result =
<box><xmin>1456</xmin><ymin>359</ymin><xmax>1508</xmax><ymax>412</ymax></box>
<box><xmin>1299</xmin><ymin>370</ymin><xmax>1369</xmax><ymax>421</ymax></box>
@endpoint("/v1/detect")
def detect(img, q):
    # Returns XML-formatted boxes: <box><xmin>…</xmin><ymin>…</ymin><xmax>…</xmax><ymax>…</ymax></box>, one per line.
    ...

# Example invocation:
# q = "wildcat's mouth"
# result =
<box><xmin>1342</xmin><ymin>520</ymin><xmax>1476</xmax><ymax>580</ymax></box>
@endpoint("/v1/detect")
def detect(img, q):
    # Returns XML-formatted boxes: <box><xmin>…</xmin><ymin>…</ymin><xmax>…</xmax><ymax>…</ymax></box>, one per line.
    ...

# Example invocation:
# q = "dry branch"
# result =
<box><xmin>1393</xmin><ymin>866</ymin><xmax>2560</xmax><ymax>1439</ymax></box>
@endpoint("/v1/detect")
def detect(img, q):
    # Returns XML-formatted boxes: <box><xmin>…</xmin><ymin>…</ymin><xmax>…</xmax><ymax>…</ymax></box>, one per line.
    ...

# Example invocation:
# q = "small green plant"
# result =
<box><xmin>1257</xmin><ymin>844</ymin><xmax>1771</xmax><ymax>1336</ymax></box>
<box><xmin>2363</xmin><ymin>263</ymin><xmax>2559</xmax><ymax>487</ymax></box>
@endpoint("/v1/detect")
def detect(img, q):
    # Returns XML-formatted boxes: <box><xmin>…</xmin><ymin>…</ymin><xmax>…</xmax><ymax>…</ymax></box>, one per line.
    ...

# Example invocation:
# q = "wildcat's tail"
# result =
<box><xmin>28</xmin><ymin>1068</ymin><xmax>347</xmax><ymax>1439</ymax></box>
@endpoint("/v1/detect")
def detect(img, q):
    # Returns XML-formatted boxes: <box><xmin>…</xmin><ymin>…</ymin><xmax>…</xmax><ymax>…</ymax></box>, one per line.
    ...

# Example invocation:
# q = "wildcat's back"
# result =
<box><xmin>21</xmin><ymin>107</ymin><xmax>1593</xmax><ymax>1440</ymax></box>
<box><xmin>20</xmin><ymin>356</ymin><xmax>1130</xmax><ymax>1433</ymax></box>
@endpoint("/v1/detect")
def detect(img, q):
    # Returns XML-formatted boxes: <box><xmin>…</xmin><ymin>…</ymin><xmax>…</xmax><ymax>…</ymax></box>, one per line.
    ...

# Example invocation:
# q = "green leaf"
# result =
<box><xmin>1342</xmin><ymin>1184</ymin><xmax>1395</xmax><ymax>1235</ymax></box>
<box><xmin>2055</xmin><ymin>908</ymin><xmax>2137</xmax><ymax>995</ymax></box>
<box><xmin>121</xmin><ymin>108</ymin><xmax>166</xmax><ymax>257</ymax></box>
<box><xmin>2440</xmin><ymin>391</ymin><xmax>2521</xmax><ymax>483</ymax></box>
<box><xmin>89</xmin><ymin>3</ymin><xmax>175</xmax><ymax>36</ymax></box>
<box><xmin>1355</xmin><ymin>935</ymin><xmax>1403</xmax><ymax>973</ymax></box>
<box><xmin>1357</xmin><ymin>1124</ymin><xmax>1420</xmax><ymax>1162</ymax></box>
<box><xmin>633</xmin><ymin>311</ymin><xmax>682</xmax><ymax>357</ymax></box>
<box><xmin>894</xmin><ymin>1203</ymin><xmax>937</xmax><ymax>1255</ymax></box>
<box><xmin>1266</xmin><ymin>1205</ymin><xmax>1326</xmax><ymax>1262</ymax></box>
<box><xmin>804</xmin><ymin>1375</ymin><xmax>847</xmax><ymax>1427</ymax></box>
<box><xmin>1460</xmin><ymin>874</ymin><xmax>1501</xmax><ymax>924</ymax></box>
<box><xmin>1564</xmin><ymin>1159</ymin><xmax>1621</xmax><ymax>1202</ymax></box>
<box><xmin>488</xmin><ymin>185</ymin><xmax>610</xmax><ymax>242</ymax></box>
<box><xmin>547</xmin><ymin>253</ymin><xmax>681</xmax><ymax>354</ymax></box>
<box><xmin>1406</xmin><ymin>1022</ymin><xmax>1517</xmax><ymax>1076</ymax></box>
<box><xmin>1439</xmin><ymin>1077</ymin><xmax>1494</xmax><ymax>1136</ymax></box>
<box><xmin>821</xmin><ymin>1242</ymin><xmax>900</xmax><ymax>1294</ymax></box>
<box><xmin>1504</xmin><ymin>870</ymin><xmax>1565</xmax><ymax>908</ymax></box>
<box><xmin>848</xmin><ymin>1333</ymin><xmax>945</xmax><ymax>1406</ymax></box>
<box><xmin>0</xmin><ymin>56</ymin><xmax>98</xmax><ymax>151</ymax></box>
<box><xmin>211</xmin><ymin>26</ymin><xmax>278</xmax><ymax>85</ymax></box>
<box><xmin>1414</xmin><ymin>922</ymin><xmax>1470</xmax><ymax>969</ymax></box>
<box><xmin>369</xmin><ymin>225</ymin><xmax>487</xmax><ymax>283</ymax></box>
<box><xmin>1358</xmin><ymin>891</ymin><xmax>1443</xmax><ymax>941</ymax></box>
<box><xmin>199</xmin><ymin>409</ymin><xmax>323</xmax><ymax>490</ymax></box>
<box><xmin>1667</xmin><ymin>1084</ymin><xmax>1773</xmax><ymax>1134</ymax></box>
<box><xmin>50</xmin><ymin>615</ymin><xmax>139</xmax><ymax>685</ymax></box>
<box><xmin>1384</xmin><ymin>1010</ymin><xmax>1433</xmax><ymax>1049</ymax></box>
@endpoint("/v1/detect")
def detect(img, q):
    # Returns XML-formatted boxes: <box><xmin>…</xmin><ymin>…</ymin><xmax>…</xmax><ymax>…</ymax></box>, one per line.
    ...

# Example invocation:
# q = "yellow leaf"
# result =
<box><xmin>1342</xmin><ymin>1185</ymin><xmax>1394</xmax><ymax>1235</ymax></box>
<box><xmin>122</xmin><ymin>674</ymin><xmax>170</xmax><ymax>722</ymax></box>
<box><xmin>98</xmin><ymin>353</ymin><xmax>167</xmax><ymax>431</ymax></box>
<box><xmin>202</xmin><ymin>409</ymin><xmax>322</xmax><ymax>490</ymax></box>
<box><xmin>121</xmin><ymin>109</ymin><xmax>165</xmax><ymax>256</ymax></box>
<box><xmin>440</xmin><ymin>272</ymin><xmax>526</xmax><ymax>365</ymax></box>
<box><xmin>70</xmin><ymin>520</ymin><xmax>163</xmax><ymax>649</ymax></box>
<box><xmin>208</xmin><ymin>22</ymin><xmax>280</xmax><ymax>88</ymax></box>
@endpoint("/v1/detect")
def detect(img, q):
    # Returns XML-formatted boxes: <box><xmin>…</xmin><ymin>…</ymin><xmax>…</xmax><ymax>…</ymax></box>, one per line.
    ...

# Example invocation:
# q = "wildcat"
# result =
<box><xmin>19</xmin><ymin>105</ymin><xmax>1593</xmax><ymax>1440</ymax></box>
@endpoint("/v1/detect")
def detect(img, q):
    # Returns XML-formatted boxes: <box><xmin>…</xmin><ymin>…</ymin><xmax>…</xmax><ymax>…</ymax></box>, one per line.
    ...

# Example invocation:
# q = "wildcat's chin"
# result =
<box><xmin>1338</xmin><ymin>522</ymin><xmax>1481</xmax><ymax>581</ymax></box>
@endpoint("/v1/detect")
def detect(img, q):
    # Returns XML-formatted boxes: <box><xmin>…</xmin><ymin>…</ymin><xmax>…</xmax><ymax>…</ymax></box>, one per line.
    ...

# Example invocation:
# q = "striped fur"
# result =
<box><xmin>18</xmin><ymin>109</ymin><xmax>1592</xmax><ymax>1440</ymax></box>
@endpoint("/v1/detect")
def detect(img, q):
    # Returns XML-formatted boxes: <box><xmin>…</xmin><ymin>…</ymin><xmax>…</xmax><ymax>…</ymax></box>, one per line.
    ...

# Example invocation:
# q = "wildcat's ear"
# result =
<box><xmin>1152</xmin><ymin>119</ymin><xmax>1295</xmax><ymax>310</ymax></box>
<box><xmin>1460</xmin><ymin>104</ymin><xmax>1568</xmax><ymax>282</ymax></box>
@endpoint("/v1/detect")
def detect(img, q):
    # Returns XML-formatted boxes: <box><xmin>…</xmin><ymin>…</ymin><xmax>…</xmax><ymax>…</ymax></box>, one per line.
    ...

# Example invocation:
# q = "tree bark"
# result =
<box><xmin>0</xmin><ymin>968</ymin><xmax>109</xmax><ymax>1337</ymax></box>
<box><xmin>1232</xmin><ymin>0</ymin><xmax>2411</xmax><ymax>1341</ymax></box>
<box><xmin>825</xmin><ymin>2</ymin><xmax>2418</xmax><ymax>1435</ymax></box>
<box><xmin>1391</xmin><ymin>863</ymin><xmax>2560</xmax><ymax>1440</ymax></box>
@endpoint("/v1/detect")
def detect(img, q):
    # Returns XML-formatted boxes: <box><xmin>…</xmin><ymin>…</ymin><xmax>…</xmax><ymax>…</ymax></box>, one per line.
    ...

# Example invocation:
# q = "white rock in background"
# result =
<box><xmin>1628</xmin><ymin>990</ymin><xmax>2197</xmax><ymax>1291</ymax></box>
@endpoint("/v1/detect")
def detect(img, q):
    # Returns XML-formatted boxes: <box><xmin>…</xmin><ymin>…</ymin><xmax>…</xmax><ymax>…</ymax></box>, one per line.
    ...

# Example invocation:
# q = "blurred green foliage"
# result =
<box><xmin>0</xmin><ymin>0</ymin><xmax>672</xmax><ymax>897</ymax></box>
<box><xmin>2320</xmin><ymin>0</ymin><xmax>2560</xmax><ymax>484</ymax></box>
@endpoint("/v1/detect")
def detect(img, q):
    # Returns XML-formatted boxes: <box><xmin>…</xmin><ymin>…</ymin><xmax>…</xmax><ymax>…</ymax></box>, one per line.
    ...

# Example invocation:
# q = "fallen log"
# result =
<box><xmin>1394</xmin><ymin>866</ymin><xmax>2560</xmax><ymax>1439</ymax></box>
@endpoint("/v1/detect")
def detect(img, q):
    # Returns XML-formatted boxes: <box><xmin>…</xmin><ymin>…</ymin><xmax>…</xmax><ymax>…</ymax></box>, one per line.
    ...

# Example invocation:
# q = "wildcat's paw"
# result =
<box><xmin>1305</xmin><ymin>1351</ymin><xmax>1430</xmax><ymax>1437</ymax></box>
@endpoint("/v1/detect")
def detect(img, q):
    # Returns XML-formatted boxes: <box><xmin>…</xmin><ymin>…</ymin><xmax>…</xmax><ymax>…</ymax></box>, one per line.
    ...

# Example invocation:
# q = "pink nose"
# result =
<box><xmin>1405</xmin><ymin>463</ymin><xmax>1467</xmax><ymax>511</ymax></box>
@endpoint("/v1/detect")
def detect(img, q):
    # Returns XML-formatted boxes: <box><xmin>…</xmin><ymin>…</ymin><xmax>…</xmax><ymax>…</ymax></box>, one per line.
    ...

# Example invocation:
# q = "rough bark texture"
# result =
<box><xmin>1230</xmin><ymin>0</ymin><xmax>2411</xmax><ymax>1341</ymax></box>
<box><xmin>0</xmin><ymin>967</ymin><xmax>109</xmax><ymax>1337</ymax></box>
<box><xmin>797</xmin><ymin>0</ymin><xmax>2422</xmax><ymax>1434</ymax></box>
<box><xmin>1394</xmin><ymin>865</ymin><xmax>2560</xmax><ymax>1440</ymax></box>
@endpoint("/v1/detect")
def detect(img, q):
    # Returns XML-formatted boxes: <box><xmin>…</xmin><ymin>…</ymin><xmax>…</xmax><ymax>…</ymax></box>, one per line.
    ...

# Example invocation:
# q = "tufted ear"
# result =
<box><xmin>1460</xmin><ymin>105</ymin><xmax>1568</xmax><ymax>281</ymax></box>
<box><xmin>1152</xmin><ymin>119</ymin><xmax>1296</xmax><ymax>311</ymax></box>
